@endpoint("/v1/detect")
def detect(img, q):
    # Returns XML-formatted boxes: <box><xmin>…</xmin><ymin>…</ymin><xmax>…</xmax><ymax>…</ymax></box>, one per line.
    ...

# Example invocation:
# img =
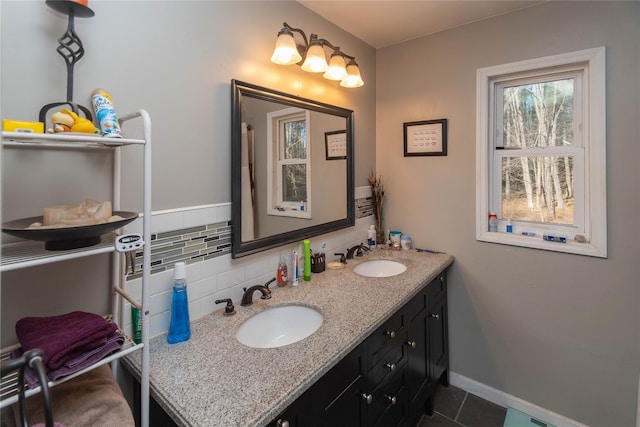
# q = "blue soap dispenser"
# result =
<box><xmin>167</xmin><ymin>262</ymin><xmax>191</xmax><ymax>344</ymax></box>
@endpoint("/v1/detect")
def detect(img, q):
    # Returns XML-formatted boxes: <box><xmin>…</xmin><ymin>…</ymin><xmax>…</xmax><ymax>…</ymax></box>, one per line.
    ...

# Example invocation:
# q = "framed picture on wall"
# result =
<box><xmin>403</xmin><ymin>119</ymin><xmax>448</xmax><ymax>156</ymax></box>
<box><xmin>325</xmin><ymin>130</ymin><xmax>347</xmax><ymax>160</ymax></box>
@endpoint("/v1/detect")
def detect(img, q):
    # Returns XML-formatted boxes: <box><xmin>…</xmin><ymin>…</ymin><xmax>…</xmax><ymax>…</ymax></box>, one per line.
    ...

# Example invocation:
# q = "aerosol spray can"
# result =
<box><xmin>91</xmin><ymin>88</ymin><xmax>122</xmax><ymax>138</ymax></box>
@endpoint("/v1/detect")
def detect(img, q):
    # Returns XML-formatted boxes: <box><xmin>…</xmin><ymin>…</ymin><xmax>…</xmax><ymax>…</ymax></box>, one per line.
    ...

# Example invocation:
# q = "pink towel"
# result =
<box><xmin>15</xmin><ymin>311</ymin><xmax>117</xmax><ymax>371</ymax></box>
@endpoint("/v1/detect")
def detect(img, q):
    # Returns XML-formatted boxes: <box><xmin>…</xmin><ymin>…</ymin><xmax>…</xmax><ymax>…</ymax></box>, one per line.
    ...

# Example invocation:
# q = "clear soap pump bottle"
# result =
<box><xmin>167</xmin><ymin>262</ymin><xmax>191</xmax><ymax>344</ymax></box>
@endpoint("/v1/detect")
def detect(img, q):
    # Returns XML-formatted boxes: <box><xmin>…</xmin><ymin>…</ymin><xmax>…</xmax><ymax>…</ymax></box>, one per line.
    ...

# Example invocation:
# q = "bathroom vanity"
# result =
<box><xmin>124</xmin><ymin>249</ymin><xmax>453</xmax><ymax>426</ymax></box>
<box><xmin>268</xmin><ymin>272</ymin><xmax>448</xmax><ymax>427</ymax></box>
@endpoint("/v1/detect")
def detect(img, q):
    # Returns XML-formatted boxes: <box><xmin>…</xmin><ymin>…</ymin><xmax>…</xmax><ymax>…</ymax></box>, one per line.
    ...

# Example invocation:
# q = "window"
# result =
<box><xmin>476</xmin><ymin>47</ymin><xmax>606</xmax><ymax>257</ymax></box>
<box><xmin>267</xmin><ymin>107</ymin><xmax>312</xmax><ymax>219</ymax></box>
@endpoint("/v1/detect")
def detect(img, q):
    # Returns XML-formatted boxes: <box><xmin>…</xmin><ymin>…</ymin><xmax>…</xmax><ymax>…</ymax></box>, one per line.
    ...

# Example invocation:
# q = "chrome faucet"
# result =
<box><xmin>240</xmin><ymin>278</ymin><xmax>274</xmax><ymax>306</ymax></box>
<box><xmin>346</xmin><ymin>243</ymin><xmax>370</xmax><ymax>260</ymax></box>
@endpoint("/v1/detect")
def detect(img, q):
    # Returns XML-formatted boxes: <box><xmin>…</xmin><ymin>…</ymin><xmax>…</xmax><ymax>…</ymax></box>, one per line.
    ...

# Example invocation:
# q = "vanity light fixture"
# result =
<box><xmin>270</xmin><ymin>22</ymin><xmax>364</xmax><ymax>88</ymax></box>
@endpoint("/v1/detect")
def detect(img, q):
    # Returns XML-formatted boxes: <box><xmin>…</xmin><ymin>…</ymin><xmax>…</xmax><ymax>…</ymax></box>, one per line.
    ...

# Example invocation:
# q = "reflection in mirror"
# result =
<box><xmin>231</xmin><ymin>80</ymin><xmax>354</xmax><ymax>258</ymax></box>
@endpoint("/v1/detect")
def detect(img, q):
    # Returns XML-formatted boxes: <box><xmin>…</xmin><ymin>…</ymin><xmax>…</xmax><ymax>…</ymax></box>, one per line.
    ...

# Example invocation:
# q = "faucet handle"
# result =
<box><xmin>334</xmin><ymin>253</ymin><xmax>346</xmax><ymax>264</ymax></box>
<box><xmin>215</xmin><ymin>298</ymin><xmax>236</xmax><ymax>316</ymax></box>
<box><xmin>355</xmin><ymin>245</ymin><xmax>369</xmax><ymax>257</ymax></box>
<box><xmin>263</xmin><ymin>277</ymin><xmax>276</xmax><ymax>291</ymax></box>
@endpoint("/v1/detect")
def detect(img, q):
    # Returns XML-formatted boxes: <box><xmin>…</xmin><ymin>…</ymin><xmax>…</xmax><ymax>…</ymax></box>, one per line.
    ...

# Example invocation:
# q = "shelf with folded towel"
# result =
<box><xmin>2</xmin><ymin>110</ymin><xmax>152</xmax><ymax>426</ymax></box>
<box><xmin>0</xmin><ymin>317</ymin><xmax>141</xmax><ymax>409</ymax></box>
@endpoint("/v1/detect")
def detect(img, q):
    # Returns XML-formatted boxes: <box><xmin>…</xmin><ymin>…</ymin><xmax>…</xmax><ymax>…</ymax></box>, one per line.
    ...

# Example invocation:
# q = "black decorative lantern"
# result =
<box><xmin>39</xmin><ymin>0</ymin><xmax>95</xmax><ymax>124</ymax></box>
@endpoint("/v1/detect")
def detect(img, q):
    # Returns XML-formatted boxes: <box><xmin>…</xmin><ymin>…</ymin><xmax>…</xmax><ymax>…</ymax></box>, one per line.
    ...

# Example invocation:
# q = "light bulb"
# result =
<box><xmin>340</xmin><ymin>60</ymin><xmax>364</xmax><ymax>88</ymax></box>
<box><xmin>323</xmin><ymin>53</ymin><xmax>347</xmax><ymax>81</ymax></box>
<box><xmin>271</xmin><ymin>31</ymin><xmax>302</xmax><ymax>65</ymax></box>
<box><xmin>301</xmin><ymin>42</ymin><xmax>328</xmax><ymax>73</ymax></box>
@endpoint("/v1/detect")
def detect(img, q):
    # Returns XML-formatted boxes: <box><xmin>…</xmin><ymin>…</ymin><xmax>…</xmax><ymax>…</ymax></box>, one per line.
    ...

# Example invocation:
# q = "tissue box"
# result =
<box><xmin>3</xmin><ymin>119</ymin><xmax>44</xmax><ymax>133</ymax></box>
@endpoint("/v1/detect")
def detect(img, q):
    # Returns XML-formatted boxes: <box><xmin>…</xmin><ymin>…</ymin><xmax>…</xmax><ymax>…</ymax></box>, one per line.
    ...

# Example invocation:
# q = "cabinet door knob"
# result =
<box><xmin>361</xmin><ymin>393</ymin><xmax>373</xmax><ymax>405</ymax></box>
<box><xmin>439</xmin><ymin>275</ymin><xmax>445</xmax><ymax>283</ymax></box>
<box><xmin>385</xmin><ymin>394</ymin><xmax>397</xmax><ymax>405</ymax></box>
<box><xmin>385</xmin><ymin>362</ymin><xmax>396</xmax><ymax>371</ymax></box>
<box><xmin>276</xmin><ymin>419</ymin><xmax>289</xmax><ymax>427</ymax></box>
<box><xmin>407</xmin><ymin>340</ymin><xmax>417</xmax><ymax>348</ymax></box>
<box><xmin>431</xmin><ymin>313</ymin><xmax>439</xmax><ymax>319</ymax></box>
<box><xmin>385</xmin><ymin>330</ymin><xmax>396</xmax><ymax>339</ymax></box>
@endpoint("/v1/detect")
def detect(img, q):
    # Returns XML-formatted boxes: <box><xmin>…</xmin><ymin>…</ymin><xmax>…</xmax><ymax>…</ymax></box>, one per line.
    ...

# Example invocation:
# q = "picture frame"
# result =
<box><xmin>325</xmin><ymin>130</ymin><xmax>347</xmax><ymax>160</ymax></box>
<box><xmin>403</xmin><ymin>119</ymin><xmax>448</xmax><ymax>157</ymax></box>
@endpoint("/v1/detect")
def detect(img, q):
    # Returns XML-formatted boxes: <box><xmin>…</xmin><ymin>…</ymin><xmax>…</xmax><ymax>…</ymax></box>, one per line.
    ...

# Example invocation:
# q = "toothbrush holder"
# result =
<box><xmin>311</xmin><ymin>252</ymin><xmax>326</xmax><ymax>273</ymax></box>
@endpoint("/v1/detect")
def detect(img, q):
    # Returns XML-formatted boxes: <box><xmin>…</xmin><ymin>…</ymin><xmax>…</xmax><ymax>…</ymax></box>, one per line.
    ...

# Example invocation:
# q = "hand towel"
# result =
<box><xmin>16</xmin><ymin>331</ymin><xmax>125</xmax><ymax>388</ymax></box>
<box><xmin>15</xmin><ymin>311</ymin><xmax>117</xmax><ymax>371</ymax></box>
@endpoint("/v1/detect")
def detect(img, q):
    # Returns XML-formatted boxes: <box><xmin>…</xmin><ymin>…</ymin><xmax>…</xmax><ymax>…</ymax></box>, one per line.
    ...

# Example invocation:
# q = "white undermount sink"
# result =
<box><xmin>353</xmin><ymin>259</ymin><xmax>407</xmax><ymax>278</ymax></box>
<box><xmin>236</xmin><ymin>305</ymin><xmax>323</xmax><ymax>348</ymax></box>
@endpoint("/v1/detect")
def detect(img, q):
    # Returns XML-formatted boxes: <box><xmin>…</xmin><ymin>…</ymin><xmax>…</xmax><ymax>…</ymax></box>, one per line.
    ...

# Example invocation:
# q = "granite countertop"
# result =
<box><xmin>125</xmin><ymin>249</ymin><xmax>454</xmax><ymax>427</ymax></box>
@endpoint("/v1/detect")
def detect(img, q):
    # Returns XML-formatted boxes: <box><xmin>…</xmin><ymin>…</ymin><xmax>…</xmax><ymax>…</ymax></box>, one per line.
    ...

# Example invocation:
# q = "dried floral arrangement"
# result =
<box><xmin>368</xmin><ymin>173</ymin><xmax>385</xmax><ymax>243</ymax></box>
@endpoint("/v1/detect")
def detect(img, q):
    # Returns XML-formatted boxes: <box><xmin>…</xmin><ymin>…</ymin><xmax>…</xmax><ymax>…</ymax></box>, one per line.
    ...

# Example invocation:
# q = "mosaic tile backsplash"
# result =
<box><xmin>126</xmin><ymin>196</ymin><xmax>372</xmax><ymax>281</ymax></box>
<box><xmin>127</xmin><ymin>221</ymin><xmax>231</xmax><ymax>280</ymax></box>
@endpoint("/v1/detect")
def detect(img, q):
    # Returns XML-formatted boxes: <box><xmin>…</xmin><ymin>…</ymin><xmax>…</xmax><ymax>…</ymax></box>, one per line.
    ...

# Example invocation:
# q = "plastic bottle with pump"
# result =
<box><xmin>167</xmin><ymin>262</ymin><xmax>191</xmax><ymax>344</ymax></box>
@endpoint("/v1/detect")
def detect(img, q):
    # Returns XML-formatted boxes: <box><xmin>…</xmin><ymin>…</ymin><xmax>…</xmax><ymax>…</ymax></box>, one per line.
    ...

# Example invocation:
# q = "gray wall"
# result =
<box><xmin>376</xmin><ymin>2</ymin><xmax>639</xmax><ymax>426</ymax></box>
<box><xmin>0</xmin><ymin>0</ymin><xmax>375</xmax><ymax>216</ymax></box>
<box><xmin>0</xmin><ymin>1</ymin><xmax>375</xmax><ymax>344</ymax></box>
<box><xmin>2</xmin><ymin>1</ymin><xmax>639</xmax><ymax>425</ymax></box>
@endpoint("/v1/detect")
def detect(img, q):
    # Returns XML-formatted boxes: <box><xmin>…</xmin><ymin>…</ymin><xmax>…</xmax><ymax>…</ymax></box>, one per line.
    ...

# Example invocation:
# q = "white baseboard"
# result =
<box><xmin>449</xmin><ymin>371</ymin><xmax>588</xmax><ymax>427</ymax></box>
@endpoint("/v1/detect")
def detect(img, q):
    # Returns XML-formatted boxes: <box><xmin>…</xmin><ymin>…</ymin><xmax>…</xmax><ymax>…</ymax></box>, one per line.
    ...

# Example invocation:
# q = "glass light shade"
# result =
<box><xmin>301</xmin><ymin>42</ymin><xmax>328</xmax><ymax>73</ymax></box>
<box><xmin>340</xmin><ymin>61</ymin><xmax>364</xmax><ymax>88</ymax></box>
<box><xmin>323</xmin><ymin>53</ymin><xmax>347</xmax><ymax>81</ymax></box>
<box><xmin>271</xmin><ymin>32</ymin><xmax>302</xmax><ymax>65</ymax></box>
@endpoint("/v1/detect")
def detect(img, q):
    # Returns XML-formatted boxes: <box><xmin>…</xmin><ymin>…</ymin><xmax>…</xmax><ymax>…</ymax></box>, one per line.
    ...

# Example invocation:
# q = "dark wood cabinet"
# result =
<box><xmin>406</xmin><ymin>285</ymin><xmax>430</xmax><ymax>425</ymax></box>
<box><xmin>270</xmin><ymin>270</ymin><xmax>449</xmax><ymax>427</ymax></box>
<box><xmin>268</xmin><ymin>343</ymin><xmax>365</xmax><ymax>427</ymax></box>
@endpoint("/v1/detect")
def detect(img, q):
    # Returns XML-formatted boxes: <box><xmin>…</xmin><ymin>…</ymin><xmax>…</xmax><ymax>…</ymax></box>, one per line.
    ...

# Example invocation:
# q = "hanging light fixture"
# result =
<box><xmin>301</xmin><ymin>36</ymin><xmax>328</xmax><ymax>73</ymax></box>
<box><xmin>323</xmin><ymin>50</ymin><xmax>348</xmax><ymax>81</ymax></box>
<box><xmin>270</xmin><ymin>22</ymin><xmax>364</xmax><ymax>88</ymax></box>
<box><xmin>340</xmin><ymin>59</ymin><xmax>365</xmax><ymax>88</ymax></box>
<box><xmin>270</xmin><ymin>26</ymin><xmax>303</xmax><ymax>65</ymax></box>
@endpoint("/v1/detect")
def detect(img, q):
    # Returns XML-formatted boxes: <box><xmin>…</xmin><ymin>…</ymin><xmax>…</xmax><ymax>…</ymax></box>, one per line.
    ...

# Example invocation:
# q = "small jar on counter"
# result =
<box><xmin>401</xmin><ymin>235</ymin><xmax>412</xmax><ymax>250</ymax></box>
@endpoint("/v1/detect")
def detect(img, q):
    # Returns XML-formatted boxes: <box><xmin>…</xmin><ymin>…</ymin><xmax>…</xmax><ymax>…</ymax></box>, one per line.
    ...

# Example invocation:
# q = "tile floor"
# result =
<box><xmin>418</xmin><ymin>385</ymin><xmax>507</xmax><ymax>427</ymax></box>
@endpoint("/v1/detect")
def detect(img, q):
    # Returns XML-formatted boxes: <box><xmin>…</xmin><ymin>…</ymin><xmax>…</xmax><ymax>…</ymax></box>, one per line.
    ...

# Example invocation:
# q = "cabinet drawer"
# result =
<box><xmin>374</xmin><ymin>386</ymin><xmax>407</xmax><ymax>427</ymax></box>
<box><xmin>372</xmin><ymin>367</ymin><xmax>408</xmax><ymax>427</ymax></box>
<box><xmin>368</xmin><ymin>309</ymin><xmax>405</xmax><ymax>370</ymax></box>
<box><xmin>367</xmin><ymin>339</ymin><xmax>406</xmax><ymax>387</ymax></box>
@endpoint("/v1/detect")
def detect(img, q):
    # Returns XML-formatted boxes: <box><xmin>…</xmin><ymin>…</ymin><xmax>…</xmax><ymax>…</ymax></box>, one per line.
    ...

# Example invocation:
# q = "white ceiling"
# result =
<box><xmin>297</xmin><ymin>1</ymin><xmax>545</xmax><ymax>49</ymax></box>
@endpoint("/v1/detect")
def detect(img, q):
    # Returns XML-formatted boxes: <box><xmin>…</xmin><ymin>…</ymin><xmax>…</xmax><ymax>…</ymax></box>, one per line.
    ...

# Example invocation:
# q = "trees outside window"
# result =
<box><xmin>267</xmin><ymin>108</ymin><xmax>311</xmax><ymax>219</ymax></box>
<box><xmin>476</xmin><ymin>47</ymin><xmax>606</xmax><ymax>257</ymax></box>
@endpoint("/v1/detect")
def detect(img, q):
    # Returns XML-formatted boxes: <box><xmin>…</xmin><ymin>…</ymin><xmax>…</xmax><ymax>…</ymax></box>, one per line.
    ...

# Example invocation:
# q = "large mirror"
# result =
<box><xmin>231</xmin><ymin>80</ymin><xmax>354</xmax><ymax>258</ymax></box>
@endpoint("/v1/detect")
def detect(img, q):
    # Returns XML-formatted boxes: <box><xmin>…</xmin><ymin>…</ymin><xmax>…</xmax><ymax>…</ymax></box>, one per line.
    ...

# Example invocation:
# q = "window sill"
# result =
<box><xmin>477</xmin><ymin>231</ymin><xmax>606</xmax><ymax>258</ymax></box>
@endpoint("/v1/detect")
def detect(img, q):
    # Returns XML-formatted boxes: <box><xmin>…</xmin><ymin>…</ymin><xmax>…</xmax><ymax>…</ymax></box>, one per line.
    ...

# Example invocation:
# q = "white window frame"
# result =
<box><xmin>476</xmin><ymin>47</ymin><xmax>606</xmax><ymax>257</ymax></box>
<box><xmin>267</xmin><ymin>107</ymin><xmax>312</xmax><ymax>219</ymax></box>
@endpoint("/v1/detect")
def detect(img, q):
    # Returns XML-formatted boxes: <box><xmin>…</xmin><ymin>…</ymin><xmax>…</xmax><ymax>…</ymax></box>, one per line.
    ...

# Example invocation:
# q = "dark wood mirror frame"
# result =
<box><xmin>231</xmin><ymin>80</ymin><xmax>355</xmax><ymax>258</ymax></box>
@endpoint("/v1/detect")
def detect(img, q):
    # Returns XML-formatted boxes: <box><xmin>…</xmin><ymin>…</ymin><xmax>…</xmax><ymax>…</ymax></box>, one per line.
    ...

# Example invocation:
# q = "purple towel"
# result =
<box><xmin>15</xmin><ymin>311</ymin><xmax>118</xmax><ymax>371</ymax></box>
<box><xmin>17</xmin><ymin>331</ymin><xmax>125</xmax><ymax>388</ymax></box>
